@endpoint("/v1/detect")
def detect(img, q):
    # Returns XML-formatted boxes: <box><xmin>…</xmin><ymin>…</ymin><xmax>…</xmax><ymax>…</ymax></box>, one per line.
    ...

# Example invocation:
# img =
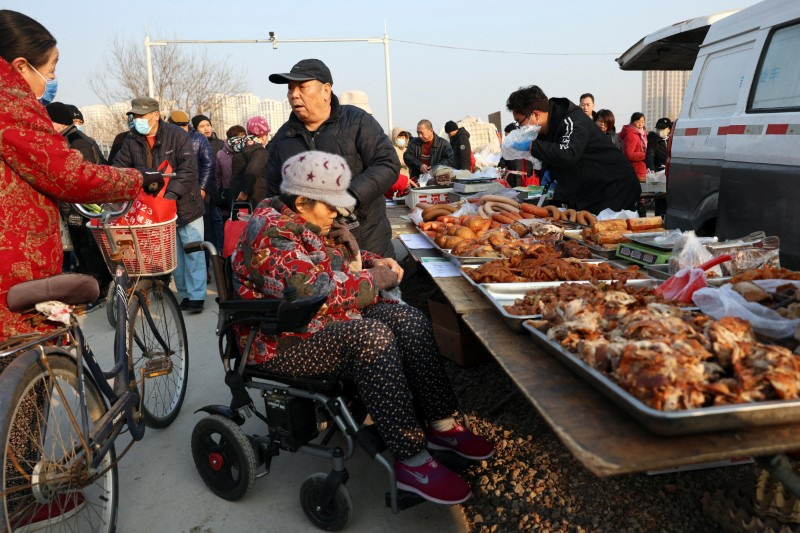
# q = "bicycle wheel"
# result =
<box><xmin>0</xmin><ymin>349</ymin><xmax>118</xmax><ymax>532</ymax></box>
<box><xmin>125</xmin><ymin>279</ymin><xmax>189</xmax><ymax>428</ymax></box>
<box><xmin>105</xmin><ymin>281</ymin><xmax>117</xmax><ymax>329</ymax></box>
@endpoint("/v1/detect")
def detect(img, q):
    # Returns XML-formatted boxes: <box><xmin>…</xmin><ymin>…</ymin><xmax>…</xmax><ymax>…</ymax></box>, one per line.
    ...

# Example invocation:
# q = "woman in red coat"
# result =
<box><xmin>0</xmin><ymin>10</ymin><xmax>154</xmax><ymax>342</ymax></box>
<box><xmin>618</xmin><ymin>112</ymin><xmax>648</xmax><ymax>182</ymax></box>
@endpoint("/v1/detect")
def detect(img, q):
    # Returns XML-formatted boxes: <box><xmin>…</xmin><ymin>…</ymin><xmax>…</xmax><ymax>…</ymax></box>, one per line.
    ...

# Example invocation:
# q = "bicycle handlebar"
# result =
<box><xmin>71</xmin><ymin>172</ymin><xmax>177</xmax><ymax>221</ymax></box>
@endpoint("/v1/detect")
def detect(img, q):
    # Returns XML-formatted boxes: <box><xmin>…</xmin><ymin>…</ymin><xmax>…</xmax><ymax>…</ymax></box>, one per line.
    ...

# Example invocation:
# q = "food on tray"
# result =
<box><xmin>421</xmin><ymin>203</ymin><xmax>457</xmax><ymax>222</ymax></box>
<box><xmin>582</xmin><ymin>216</ymin><xmax>666</xmax><ymax>249</ymax></box>
<box><xmin>729</xmin><ymin>266</ymin><xmax>800</xmax><ymax>283</ymax></box>
<box><xmin>731</xmin><ymin>282</ymin><xmax>800</xmax><ymax>318</ymax></box>
<box><xmin>528</xmin><ymin>223</ymin><xmax>564</xmax><ymax>242</ymax></box>
<box><xmin>464</xmin><ymin>250</ymin><xmax>643</xmax><ymax>283</ymax></box>
<box><xmin>575</xmin><ymin>211</ymin><xmax>597</xmax><ymax>226</ymax></box>
<box><xmin>518</xmin><ymin>282</ymin><xmax>800</xmax><ymax>411</ymax></box>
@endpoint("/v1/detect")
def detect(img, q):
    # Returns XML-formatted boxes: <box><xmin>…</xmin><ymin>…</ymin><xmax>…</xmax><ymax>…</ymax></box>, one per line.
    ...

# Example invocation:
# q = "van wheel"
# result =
<box><xmin>698</xmin><ymin>218</ymin><xmax>717</xmax><ymax>237</ymax></box>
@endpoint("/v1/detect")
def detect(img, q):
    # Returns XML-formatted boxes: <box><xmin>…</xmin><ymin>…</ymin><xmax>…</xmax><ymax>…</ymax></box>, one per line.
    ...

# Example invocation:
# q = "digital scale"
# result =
<box><xmin>615</xmin><ymin>241</ymin><xmax>673</xmax><ymax>266</ymax></box>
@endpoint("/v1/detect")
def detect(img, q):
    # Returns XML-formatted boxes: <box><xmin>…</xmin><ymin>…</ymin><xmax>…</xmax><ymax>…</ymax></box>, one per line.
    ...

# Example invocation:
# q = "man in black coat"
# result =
<box><xmin>113</xmin><ymin>97</ymin><xmax>207</xmax><ymax>312</ymax></box>
<box><xmin>444</xmin><ymin>120</ymin><xmax>472</xmax><ymax>170</ymax></box>
<box><xmin>266</xmin><ymin>59</ymin><xmax>400</xmax><ymax>259</ymax></box>
<box><xmin>507</xmin><ymin>86</ymin><xmax>641</xmax><ymax>214</ymax></box>
<box><xmin>404</xmin><ymin>120</ymin><xmax>455</xmax><ymax>179</ymax></box>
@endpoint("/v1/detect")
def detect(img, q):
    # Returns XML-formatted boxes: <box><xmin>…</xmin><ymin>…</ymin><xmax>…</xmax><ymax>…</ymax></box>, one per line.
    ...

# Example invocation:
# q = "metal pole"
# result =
<box><xmin>145</xmin><ymin>34</ymin><xmax>155</xmax><ymax>99</ymax></box>
<box><xmin>383</xmin><ymin>30</ymin><xmax>393</xmax><ymax>132</ymax></box>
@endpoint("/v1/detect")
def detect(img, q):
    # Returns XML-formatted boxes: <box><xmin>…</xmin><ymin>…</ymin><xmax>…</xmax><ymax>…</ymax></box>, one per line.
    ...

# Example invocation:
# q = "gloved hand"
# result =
<box><xmin>368</xmin><ymin>266</ymin><xmax>399</xmax><ymax>290</ymax></box>
<box><xmin>511</xmin><ymin>139</ymin><xmax>532</xmax><ymax>152</ymax></box>
<box><xmin>328</xmin><ymin>221</ymin><xmax>360</xmax><ymax>259</ymax></box>
<box><xmin>140</xmin><ymin>170</ymin><xmax>165</xmax><ymax>196</ymax></box>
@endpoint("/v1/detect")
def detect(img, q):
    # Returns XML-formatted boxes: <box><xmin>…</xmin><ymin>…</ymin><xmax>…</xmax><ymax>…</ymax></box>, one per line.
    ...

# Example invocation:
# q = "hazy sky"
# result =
<box><xmin>3</xmin><ymin>0</ymin><xmax>760</xmax><ymax>133</ymax></box>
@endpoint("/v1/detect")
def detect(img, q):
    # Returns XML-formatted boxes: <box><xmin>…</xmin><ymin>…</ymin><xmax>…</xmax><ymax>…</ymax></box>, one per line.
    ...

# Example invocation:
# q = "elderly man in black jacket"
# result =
<box><xmin>507</xmin><ymin>85</ymin><xmax>641</xmax><ymax>214</ymax></box>
<box><xmin>113</xmin><ymin>96</ymin><xmax>207</xmax><ymax>312</ymax></box>
<box><xmin>404</xmin><ymin>119</ymin><xmax>455</xmax><ymax>179</ymax></box>
<box><xmin>266</xmin><ymin>59</ymin><xmax>400</xmax><ymax>259</ymax></box>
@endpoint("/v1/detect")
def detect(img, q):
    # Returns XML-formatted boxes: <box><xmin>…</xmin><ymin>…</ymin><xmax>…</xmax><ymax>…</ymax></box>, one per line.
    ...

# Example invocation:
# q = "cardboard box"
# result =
<box><xmin>428</xmin><ymin>300</ymin><xmax>490</xmax><ymax>367</ymax></box>
<box><xmin>405</xmin><ymin>187</ymin><xmax>454</xmax><ymax>209</ymax></box>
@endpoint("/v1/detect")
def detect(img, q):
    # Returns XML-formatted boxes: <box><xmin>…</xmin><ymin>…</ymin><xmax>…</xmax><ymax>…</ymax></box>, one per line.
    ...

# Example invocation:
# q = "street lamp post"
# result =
<box><xmin>144</xmin><ymin>31</ymin><xmax>394</xmax><ymax>131</ymax></box>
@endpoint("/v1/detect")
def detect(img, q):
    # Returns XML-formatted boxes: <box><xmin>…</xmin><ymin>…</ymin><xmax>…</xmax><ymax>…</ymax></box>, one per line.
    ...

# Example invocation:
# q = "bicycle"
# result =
<box><xmin>0</xmin><ymin>200</ymin><xmax>189</xmax><ymax>531</ymax></box>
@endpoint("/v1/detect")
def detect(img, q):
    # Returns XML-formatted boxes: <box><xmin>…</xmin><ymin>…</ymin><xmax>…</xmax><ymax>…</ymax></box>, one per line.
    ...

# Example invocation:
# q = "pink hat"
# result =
<box><xmin>246</xmin><ymin>116</ymin><xmax>271</xmax><ymax>136</ymax></box>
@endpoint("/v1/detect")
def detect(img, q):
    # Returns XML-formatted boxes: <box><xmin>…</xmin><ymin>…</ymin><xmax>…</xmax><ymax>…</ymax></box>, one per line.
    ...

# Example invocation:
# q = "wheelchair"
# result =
<box><xmin>187</xmin><ymin>242</ymin><xmax>469</xmax><ymax>531</ymax></box>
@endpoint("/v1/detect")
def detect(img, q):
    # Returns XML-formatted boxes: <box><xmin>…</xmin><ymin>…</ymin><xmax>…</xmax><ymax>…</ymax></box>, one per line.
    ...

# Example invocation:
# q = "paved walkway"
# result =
<box><xmin>80</xmin><ymin>282</ymin><xmax>467</xmax><ymax>532</ymax></box>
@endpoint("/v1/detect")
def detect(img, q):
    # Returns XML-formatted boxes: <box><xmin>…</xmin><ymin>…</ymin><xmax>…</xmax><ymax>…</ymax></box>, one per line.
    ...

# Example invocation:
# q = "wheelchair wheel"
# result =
<box><xmin>191</xmin><ymin>415</ymin><xmax>256</xmax><ymax>501</ymax></box>
<box><xmin>125</xmin><ymin>279</ymin><xmax>189</xmax><ymax>428</ymax></box>
<box><xmin>299</xmin><ymin>473</ymin><xmax>352</xmax><ymax>531</ymax></box>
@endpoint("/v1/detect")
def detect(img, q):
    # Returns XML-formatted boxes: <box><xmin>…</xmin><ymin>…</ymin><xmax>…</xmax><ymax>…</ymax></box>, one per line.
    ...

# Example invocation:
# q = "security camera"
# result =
<box><xmin>269</xmin><ymin>31</ymin><xmax>275</xmax><ymax>38</ymax></box>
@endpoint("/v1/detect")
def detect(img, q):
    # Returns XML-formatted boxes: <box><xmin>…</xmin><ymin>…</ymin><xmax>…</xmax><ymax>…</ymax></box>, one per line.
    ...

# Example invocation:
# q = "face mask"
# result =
<box><xmin>30</xmin><ymin>63</ymin><xmax>58</xmax><ymax>105</ymax></box>
<box><xmin>396</xmin><ymin>138</ymin><xmax>407</xmax><ymax>147</ymax></box>
<box><xmin>133</xmin><ymin>117</ymin><xmax>152</xmax><ymax>135</ymax></box>
<box><xmin>76</xmin><ymin>125</ymin><xmax>85</xmax><ymax>133</ymax></box>
<box><xmin>658</xmin><ymin>129</ymin><xmax>669</xmax><ymax>139</ymax></box>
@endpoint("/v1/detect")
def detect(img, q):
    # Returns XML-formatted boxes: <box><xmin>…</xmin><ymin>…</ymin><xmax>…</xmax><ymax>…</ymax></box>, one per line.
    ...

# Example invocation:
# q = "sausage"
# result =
<box><xmin>576</xmin><ymin>211</ymin><xmax>588</xmax><ymax>226</ymax></box>
<box><xmin>491</xmin><ymin>213</ymin><xmax>515</xmax><ymax>224</ymax></box>
<box><xmin>422</xmin><ymin>207</ymin><xmax>451</xmax><ymax>222</ymax></box>
<box><xmin>520</xmin><ymin>203</ymin><xmax>549</xmax><ymax>218</ymax></box>
<box><xmin>520</xmin><ymin>212</ymin><xmax>537</xmax><ymax>219</ymax></box>
<box><xmin>416</xmin><ymin>202</ymin><xmax>432</xmax><ymax>210</ymax></box>
<box><xmin>585</xmin><ymin>213</ymin><xmax>597</xmax><ymax>227</ymax></box>
<box><xmin>477</xmin><ymin>204</ymin><xmax>490</xmax><ymax>219</ymax></box>
<box><xmin>506</xmin><ymin>211</ymin><xmax>522</xmax><ymax>221</ymax></box>
<box><xmin>545</xmin><ymin>205</ymin><xmax>562</xmax><ymax>221</ymax></box>
<box><xmin>480</xmin><ymin>195</ymin><xmax>520</xmax><ymax>209</ymax></box>
<box><xmin>563</xmin><ymin>209</ymin><xmax>577</xmax><ymax>222</ymax></box>
<box><xmin>436</xmin><ymin>215</ymin><xmax>460</xmax><ymax>224</ymax></box>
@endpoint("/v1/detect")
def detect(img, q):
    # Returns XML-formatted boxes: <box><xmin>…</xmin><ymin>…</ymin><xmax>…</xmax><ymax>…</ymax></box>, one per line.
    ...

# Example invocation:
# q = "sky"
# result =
<box><xmin>2</xmin><ymin>0</ymin><xmax>761</xmax><ymax>134</ymax></box>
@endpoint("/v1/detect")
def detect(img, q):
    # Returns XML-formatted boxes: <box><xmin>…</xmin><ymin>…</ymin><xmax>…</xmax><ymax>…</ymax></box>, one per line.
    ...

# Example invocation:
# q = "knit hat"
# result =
<box><xmin>45</xmin><ymin>102</ymin><xmax>73</xmax><ymax>126</ymax></box>
<box><xmin>67</xmin><ymin>104</ymin><xmax>83</xmax><ymax>122</ymax></box>
<box><xmin>444</xmin><ymin>120</ymin><xmax>458</xmax><ymax>133</ymax></box>
<box><xmin>280</xmin><ymin>151</ymin><xmax>355</xmax><ymax>209</ymax></box>
<box><xmin>246</xmin><ymin>116</ymin><xmax>271</xmax><ymax>136</ymax></box>
<box><xmin>655</xmin><ymin>117</ymin><xmax>673</xmax><ymax>130</ymax></box>
<box><xmin>191</xmin><ymin>114</ymin><xmax>211</xmax><ymax>130</ymax></box>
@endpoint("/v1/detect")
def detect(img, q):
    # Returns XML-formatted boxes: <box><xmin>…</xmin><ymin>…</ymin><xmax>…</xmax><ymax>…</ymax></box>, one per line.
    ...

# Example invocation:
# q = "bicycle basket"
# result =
<box><xmin>89</xmin><ymin>216</ymin><xmax>177</xmax><ymax>276</ymax></box>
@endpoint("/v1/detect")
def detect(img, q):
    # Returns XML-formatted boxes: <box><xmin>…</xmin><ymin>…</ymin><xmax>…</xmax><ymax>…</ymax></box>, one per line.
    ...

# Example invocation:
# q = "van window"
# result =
<box><xmin>750</xmin><ymin>22</ymin><xmax>800</xmax><ymax>111</ymax></box>
<box><xmin>691</xmin><ymin>42</ymin><xmax>754</xmax><ymax>117</ymax></box>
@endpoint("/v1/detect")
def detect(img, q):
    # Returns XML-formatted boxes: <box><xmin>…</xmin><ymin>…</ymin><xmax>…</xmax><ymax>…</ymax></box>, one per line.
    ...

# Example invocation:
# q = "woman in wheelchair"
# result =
<box><xmin>230</xmin><ymin>151</ymin><xmax>494</xmax><ymax>505</ymax></box>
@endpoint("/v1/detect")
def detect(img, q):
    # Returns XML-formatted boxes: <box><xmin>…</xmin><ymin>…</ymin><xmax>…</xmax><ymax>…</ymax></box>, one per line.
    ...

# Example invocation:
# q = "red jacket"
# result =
<box><xmin>619</xmin><ymin>124</ymin><xmax>648</xmax><ymax>180</ymax></box>
<box><xmin>0</xmin><ymin>58</ymin><xmax>142</xmax><ymax>341</ymax></box>
<box><xmin>231</xmin><ymin>198</ymin><xmax>385</xmax><ymax>364</ymax></box>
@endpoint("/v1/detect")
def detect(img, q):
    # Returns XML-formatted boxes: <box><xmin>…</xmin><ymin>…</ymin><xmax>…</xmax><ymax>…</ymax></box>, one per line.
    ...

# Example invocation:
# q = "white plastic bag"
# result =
<box><xmin>409</xmin><ymin>208</ymin><xmax>423</xmax><ymax>226</ymax></box>
<box><xmin>693</xmin><ymin>280</ymin><xmax>800</xmax><ymax>339</ymax></box>
<box><xmin>669</xmin><ymin>231</ymin><xmax>719</xmax><ymax>275</ymax></box>
<box><xmin>417</xmin><ymin>172</ymin><xmax>433</xmax><ymax>187</ymax></box>
<box><xmin>596</xmin><ymin>208</ymin><xmax>638</xmax><ymax>221</ymax></box>
<box><xmin>501</xmin><ymin>125</ymin><xmax>543</xmax><ymax>169</ymax></box>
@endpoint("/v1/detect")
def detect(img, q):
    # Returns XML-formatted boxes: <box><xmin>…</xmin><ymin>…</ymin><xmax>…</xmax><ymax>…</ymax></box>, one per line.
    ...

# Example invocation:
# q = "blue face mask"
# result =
<box><xmin>30</xmin><ymin>63</ymin><xmax>57</xmax><ymax>105</ymax></box>
<box><xmin>76</xmin><ymin>125</ymin><xmax>85</xmax><ymax>133</ymax></box>
<box><xmin>133</xmin><ymin>117</ymin><xmax>152</xmax><ymax>135</ymax></box>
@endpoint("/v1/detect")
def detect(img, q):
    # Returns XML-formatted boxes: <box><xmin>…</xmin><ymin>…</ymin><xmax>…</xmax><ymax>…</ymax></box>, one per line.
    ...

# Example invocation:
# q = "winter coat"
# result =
<box><xmin>188</xmin><ymin>128</ymin><xmax>214</xmax><ymax>194</ymax></box>
<box><xmin>604</xmin><ymin>129</ymin><xmax>622</xmax><ymax>151</ymax></box>
<box><xmin>215</xmin><ymin>142</ymin><xmax>234</xmax><ymax>209</ymax></box>
<box><xmin>0</xmin><ymin>57</ymin><xmax>141</xmax><ymax>341</ymax></box>
<box><xmin>231</xmin><ymin>197</ymin><xmax>382</xmax><ymax>364</ymax></box>
<box><xmin>63</xmin><ymin>125</ymin><xmax>107</xmax><ymax>165</ymax></box>
<box><xmin>231</xmin><ymin>142</ymin><xmax>269</xmax><ymax>207</ymax></box>
<box><xmin>266</xmin><ymin>94</ymin><xmax>400</xmax><ymax>259</ymax></box>
<box><xmin>113</xmin><ymin>120</ymin><xmax>204</xmax><ymax>227</ymax></box>
<box><xmin>646</xmin><ymin>131</ymin><xmax>668</xmax><ymax>171</ymax></box>
<box><xmin>404</xmin><ymin>135</ymin><xmax>455</xmax><ymax>178</ymax></box>
<box><xmin>619</xmin><ymin>124</ymin><xmax>648</xmax><ymax>180</ymax></box>
<box><xmin>530</xmin><ymin>98</ymin><xmax>641</xmax><ymax>214</ymax></box>
<box><xmin>448</xmin><ymin>127</ymin><xmax>472</xmax><ymax>170</ymax></box>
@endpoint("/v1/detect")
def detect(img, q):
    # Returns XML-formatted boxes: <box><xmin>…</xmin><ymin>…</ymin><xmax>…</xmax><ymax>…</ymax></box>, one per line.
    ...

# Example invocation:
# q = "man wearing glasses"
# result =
<box><xmin>507</xmin><ymin>85</ymin><xmax>640</xmax><ymax>214</ymax></box>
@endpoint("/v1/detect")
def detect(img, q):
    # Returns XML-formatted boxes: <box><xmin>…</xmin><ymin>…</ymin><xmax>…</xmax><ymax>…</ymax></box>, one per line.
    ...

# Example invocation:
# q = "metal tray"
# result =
<box><xmin>563</xmin><ymin>231</ymin><xmax>617</xmax><ymax>258</ymax></box>
<box><xmin>473</xmin><ymin>284</ymin><xmax>541</xmax><ymax>332</ymax></box>
<box><xmin>521</xmin><ymin>320</ymin><xmax>800</xmax><ymax>435</ymax></box>
<box><xmin>460</xmin><ymin>263</ymin><xmax>654</xmax><ymax>293</ymax></box>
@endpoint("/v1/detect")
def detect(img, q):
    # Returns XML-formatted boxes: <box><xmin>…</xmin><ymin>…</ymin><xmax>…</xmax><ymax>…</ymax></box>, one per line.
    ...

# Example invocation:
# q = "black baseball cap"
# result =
<box><xmin>269</xmin><ymin>58</ymin><xmax>333</xmax><ymax>85</ymax></box>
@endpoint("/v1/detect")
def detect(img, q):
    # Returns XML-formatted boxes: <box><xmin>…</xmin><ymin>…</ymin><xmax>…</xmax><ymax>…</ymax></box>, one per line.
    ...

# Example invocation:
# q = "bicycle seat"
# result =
<box><xmin>7</xmin><ymin>273</ymin><xmax>100</xmax><ymax>312</ymax></box>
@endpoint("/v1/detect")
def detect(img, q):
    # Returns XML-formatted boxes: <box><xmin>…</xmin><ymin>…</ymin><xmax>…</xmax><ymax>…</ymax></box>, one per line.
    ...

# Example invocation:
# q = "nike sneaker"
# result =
<box><xmin>427</xmin><ymin>423</ymin><xmax>495</xmax><ymax>460</ymax></box>
<box><xmin>394</xmin><ymin>456</ymin><xmax>471</xmax><ymax>505</ymax></box>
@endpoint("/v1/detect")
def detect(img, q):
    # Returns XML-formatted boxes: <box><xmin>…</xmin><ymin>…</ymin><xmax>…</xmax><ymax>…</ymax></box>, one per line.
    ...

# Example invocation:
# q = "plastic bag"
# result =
<box><xmin>417</xmin><ymin>172</ymin><xmax>433</xmax><ymax>187</ymax></box>
<box><xmin>596</xmin><ymin>208</ymin><xmax>639</xmax><ymax>221</ymax></box>
<box><xmin>451</xmin><ymin>202</ymin><xmax>478</xmax><ymax>217</ymax></box>
<box><xmin>668</xmin><ymin>230</ymin><xmax>719</xmax><ymax>276</ymax></box>
<box><xmin>501</xmin><ymin>125</ymin><xmax>543</xmax><ymax>169</ymax></box>
<box><xmin>408</xmin><ymin>208</ymin><xmax>424</xmax><ymax>226</ymax></box>
<box><xmin>693</xmin><ymin>280</ymin><xmax>800</xmax><ymax>339</ymax></box>
<box><xmin>706</xmin><ymin>232</ymin><xmax>781</xmax><ymax>276</ymax></box>
<box><xmin>656</xmin><ymin>267</ymin><xmax>709</xmax><ymax>303</ymax></box>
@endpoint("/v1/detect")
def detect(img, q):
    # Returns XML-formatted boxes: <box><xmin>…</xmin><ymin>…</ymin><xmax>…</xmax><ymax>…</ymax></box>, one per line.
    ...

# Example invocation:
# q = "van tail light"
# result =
<box><xmin>665</xmin><ymin>120</ymin><xmax>676</xmax><ymax>187</ymax></box>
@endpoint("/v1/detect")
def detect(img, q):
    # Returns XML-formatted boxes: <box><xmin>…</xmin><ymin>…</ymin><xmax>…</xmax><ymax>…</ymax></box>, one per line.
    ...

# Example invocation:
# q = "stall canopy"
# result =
<box><xmin>616</xmin><ymin>10</ymin><xmax>739</xmax><ymax>71</ymax></box>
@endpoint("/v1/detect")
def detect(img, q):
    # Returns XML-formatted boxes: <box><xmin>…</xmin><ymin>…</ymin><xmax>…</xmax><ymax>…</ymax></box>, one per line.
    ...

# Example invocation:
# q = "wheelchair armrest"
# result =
<box><xmin>219</xmin><ymin>294</ymin><xmax>328</xmax><ymax>333</ymax></box>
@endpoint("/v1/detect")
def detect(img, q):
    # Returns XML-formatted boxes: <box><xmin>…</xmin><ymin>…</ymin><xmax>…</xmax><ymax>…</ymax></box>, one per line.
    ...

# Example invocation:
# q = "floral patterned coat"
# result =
<box><xmin>0</xmin><ymin>58</ymin><xmax>142</xmax><ymax>341</ymax></box>
<box><xmin>231</xmin><ymin>198</ymin><xmax>383</xmax><ymax>364</ymax></box>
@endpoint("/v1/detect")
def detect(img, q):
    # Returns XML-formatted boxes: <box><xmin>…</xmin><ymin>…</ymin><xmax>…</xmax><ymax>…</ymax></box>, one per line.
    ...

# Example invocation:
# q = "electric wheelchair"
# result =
<box><xmin>186</xmin><ymin>241</ymin><xmax>470</xmax><ymax>531</ymax></box>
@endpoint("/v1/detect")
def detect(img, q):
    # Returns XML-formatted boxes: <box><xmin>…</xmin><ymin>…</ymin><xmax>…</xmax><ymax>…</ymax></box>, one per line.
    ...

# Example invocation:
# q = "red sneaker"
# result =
<box><xmin>427</xmin><ymin>423</ymin><xmax>495</xmax><ymax>460</ymax></box>
<box><xmin>12</xmin><ymin>491</ymin><xmax>86</xmax><ymax>531</ymax></box>
<box><xmin>395</xmin><ymin>456</ymin><xmax>472</xmax><ymax>505</ymax></box>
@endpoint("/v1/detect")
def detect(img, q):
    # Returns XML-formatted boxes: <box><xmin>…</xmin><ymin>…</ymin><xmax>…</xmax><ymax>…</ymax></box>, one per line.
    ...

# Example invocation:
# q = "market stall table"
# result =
<box><xmin>400</xmin><ymin>236</ymin><xmax>800</xmax><ymax>485</ymax></box>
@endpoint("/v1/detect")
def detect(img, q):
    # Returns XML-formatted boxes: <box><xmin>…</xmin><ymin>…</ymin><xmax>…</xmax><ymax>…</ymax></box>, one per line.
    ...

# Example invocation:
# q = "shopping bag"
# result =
<box><xmin>119</xmin><ymin>177</ymin><xmax>176</xmax><ymax>226</ymax></box>
<box><xmin>222</xmin><ymin>202</ymin><xmax>251</xmax><ymax>257</ymax></box>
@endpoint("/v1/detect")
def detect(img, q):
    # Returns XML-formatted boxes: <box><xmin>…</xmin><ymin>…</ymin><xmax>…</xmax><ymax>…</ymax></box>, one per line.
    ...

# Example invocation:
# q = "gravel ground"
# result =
<box><xmin>397</xmin><ymin>262</ymin><xmax>788</xmax><ymax>533</ymax></box>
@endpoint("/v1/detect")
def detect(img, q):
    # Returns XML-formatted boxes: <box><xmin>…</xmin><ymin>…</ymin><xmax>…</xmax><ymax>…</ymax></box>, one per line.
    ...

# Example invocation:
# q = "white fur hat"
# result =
<box><xmin>280</xmin><ymin>151</ymin><xmax>356</xmax><ymax>209</ymax></box>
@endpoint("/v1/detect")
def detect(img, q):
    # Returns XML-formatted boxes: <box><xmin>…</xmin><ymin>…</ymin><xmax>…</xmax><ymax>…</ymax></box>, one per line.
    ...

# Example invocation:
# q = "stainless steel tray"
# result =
<box><xmin>521</xmin><ymin>320</ymin><xmax>800</xmax><ymax>435</ymax></box>
<box><xmin>474</xmin><ymin>284</ymin><xmax>540</xmax><ymax>332</ymax></box>
<box><xmin>460</xmin><ymin>263</ymin><xmax>655</xmax><ymax>292</ymax></box>
<box><xmin>563</xmin><ymin>231</ymin><xmax>617</xmax><ymax>258</ymax></box>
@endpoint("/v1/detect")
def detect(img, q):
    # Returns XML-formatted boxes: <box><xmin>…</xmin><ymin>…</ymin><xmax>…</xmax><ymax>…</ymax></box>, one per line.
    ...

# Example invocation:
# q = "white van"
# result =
<box><xmin>618</xmin><ymin>0</ymin><xmax>800</xmax><ymax>267</ymax></box>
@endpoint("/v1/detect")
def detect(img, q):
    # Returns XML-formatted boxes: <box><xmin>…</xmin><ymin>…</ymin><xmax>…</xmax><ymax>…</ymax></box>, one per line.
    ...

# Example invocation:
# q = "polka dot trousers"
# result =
<box><xmin>259</xmin><ymin>303</ymin><xmax>458</xmax><ymax>460</ymax></box>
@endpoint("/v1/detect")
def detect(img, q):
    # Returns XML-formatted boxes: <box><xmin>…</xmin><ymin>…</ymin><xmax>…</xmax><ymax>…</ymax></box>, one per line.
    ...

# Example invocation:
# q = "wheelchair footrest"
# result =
<box><xmin>386</xmin><ymin>490</ymin><xmax>425</xmax><ymax>511</ymax></box>
<box><xmin>354</xmin><ymin>425</ymin><xmax>386</xmax><ymax>457</ymax></box>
